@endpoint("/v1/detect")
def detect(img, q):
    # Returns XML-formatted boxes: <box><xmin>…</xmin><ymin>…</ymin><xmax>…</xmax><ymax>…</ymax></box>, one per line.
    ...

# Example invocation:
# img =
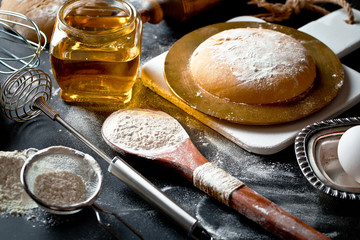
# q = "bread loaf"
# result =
<box><xmin>0</xmin><ymin>0</ymin><xmax>67</xmax><ymax>42</ymax></box>
<box><xmin>190</xmin><ymin>28</ymin><xmax>316</xmax><ymax>105</ymax></box>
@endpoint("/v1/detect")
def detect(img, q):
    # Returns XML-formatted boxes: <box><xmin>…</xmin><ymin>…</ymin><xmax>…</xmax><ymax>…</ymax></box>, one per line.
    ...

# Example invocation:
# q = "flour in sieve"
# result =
<box><xmin>102</xmin><ymin>108</ymin><xmax>189</xmax><ymax>153</ymax></box>
<box><xmin>34</xmin><ymin>171</ymin><xmax>86</xmax><ymax>206</ymax></box>
<box><xmin>0</xmin><ymin>150</ymin><xmax>37</xmax><ymax>215</ymax></box>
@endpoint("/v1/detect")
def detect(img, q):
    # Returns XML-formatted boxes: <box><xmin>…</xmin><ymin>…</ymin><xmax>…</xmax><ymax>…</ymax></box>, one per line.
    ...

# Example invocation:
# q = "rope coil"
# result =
<box><xmin>248</xmin><ymin>0</ymin><xmax>355</xmax><ymax>24</ymax></box>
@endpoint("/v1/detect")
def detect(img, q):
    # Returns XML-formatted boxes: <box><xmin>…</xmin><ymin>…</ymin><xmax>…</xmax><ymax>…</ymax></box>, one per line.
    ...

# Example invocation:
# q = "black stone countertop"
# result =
<box><xmin>1</xmin><ymin>0</ymin><xmax>360</xmax><ymax>239</ymax></box>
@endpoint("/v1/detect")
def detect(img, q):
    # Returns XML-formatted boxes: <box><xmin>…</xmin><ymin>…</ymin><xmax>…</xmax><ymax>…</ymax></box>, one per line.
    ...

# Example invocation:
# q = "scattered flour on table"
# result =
<box><xmin>0</xmin><ymin>150</ymin><xmax>37</xmax><ymax>215</ymax></box>
<box><xmin>102</xmin><ymin>108</ymin><xmax>189</xmax><ymax>154</ymax></box>
<box><xmin>52</xmin><ymin>87</ymin><xmax>61</xmax><ymax>97</ymax></box>
<box><xmin>62</xmin><ymin>105</ymin><xmax>102</xmax><ymax>137</ymax></box>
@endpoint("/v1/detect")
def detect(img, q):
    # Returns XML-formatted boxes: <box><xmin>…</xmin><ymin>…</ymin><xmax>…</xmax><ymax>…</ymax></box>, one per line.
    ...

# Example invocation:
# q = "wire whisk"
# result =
<box><xmin>0</xmin><ymin>68</ymin><xmax>52</xmax><ymax>122</ymax></box>
<box><xmin>0</xmin><ymin>10</ymin><xmax>47</xmax><ymax>74</ymax></box>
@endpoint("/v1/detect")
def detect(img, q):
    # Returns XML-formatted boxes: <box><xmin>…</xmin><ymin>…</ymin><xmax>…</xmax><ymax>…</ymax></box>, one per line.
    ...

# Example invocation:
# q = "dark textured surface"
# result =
<box><xmin>1</xmin><ymin>0</ymin><xmax>360</xmax><ymax>239</ymax></box>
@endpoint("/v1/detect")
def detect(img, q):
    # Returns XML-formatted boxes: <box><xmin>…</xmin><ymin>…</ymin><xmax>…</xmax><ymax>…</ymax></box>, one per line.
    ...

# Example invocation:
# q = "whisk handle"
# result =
<box><xmin>32</xmin><ymin>97</ymin><xmax>59</xmax><ymax>120</ymax></box>
<box><xmin>33</xmin><ymin>97</ymin><xmax>113</xmax><ymax>163</ymax></box>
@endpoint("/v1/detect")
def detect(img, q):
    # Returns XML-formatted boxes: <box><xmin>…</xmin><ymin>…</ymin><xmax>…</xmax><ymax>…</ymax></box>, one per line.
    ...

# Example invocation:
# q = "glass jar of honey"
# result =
<box><xmin>50</xmin><ymin>0</ymin><xmax>142</xmax><ymax>104</ymax></box>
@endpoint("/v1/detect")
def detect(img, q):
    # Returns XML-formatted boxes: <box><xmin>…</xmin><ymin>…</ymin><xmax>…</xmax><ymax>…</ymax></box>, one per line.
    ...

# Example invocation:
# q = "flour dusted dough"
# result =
<box><xmin>190</xmin><ymin>28</ymin><xmax>316</xmax><ymax>105</ymax></box>
<box><xmin>0</xmin><ymin>0</ymin><xmax>67</xmax><ymax>42</ymax></box>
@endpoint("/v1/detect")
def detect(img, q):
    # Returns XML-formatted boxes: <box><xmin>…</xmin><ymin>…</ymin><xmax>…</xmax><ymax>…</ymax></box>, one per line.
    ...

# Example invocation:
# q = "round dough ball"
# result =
<box><xmin>190</xmin><ymin>28</ymin><xmax>316</xmax><ymax>105</ymax></box>
<box><xmin>0</xmin><ymin>0</ymin><xmax>67</xmax><ymax>43</ymax></box>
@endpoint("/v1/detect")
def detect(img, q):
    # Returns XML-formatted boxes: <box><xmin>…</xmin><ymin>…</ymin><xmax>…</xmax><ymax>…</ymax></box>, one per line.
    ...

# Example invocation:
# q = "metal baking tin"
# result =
<box><xmin>164</xmin><ymin>22</ymin><xmax>344</xmax><ymax>125</ymax></box>
<box><xmin>295</xmin><ymin>118</ymin><xmax>360</xmax><ymax>200</ymax></box>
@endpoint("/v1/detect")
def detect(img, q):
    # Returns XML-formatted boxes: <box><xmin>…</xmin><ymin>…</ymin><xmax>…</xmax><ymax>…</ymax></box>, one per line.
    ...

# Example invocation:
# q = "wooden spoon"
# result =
<box><xmin>102</xmin><ymin>108</ymin><xmax>330</xmax><ymax>240</ymax></box>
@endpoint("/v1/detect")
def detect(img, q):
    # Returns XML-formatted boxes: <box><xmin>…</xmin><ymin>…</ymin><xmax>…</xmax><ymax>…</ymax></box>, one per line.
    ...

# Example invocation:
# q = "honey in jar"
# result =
<box><xmin>50</xmin><ymin>0</ymin><xmax>142</xmax><ymax>104</ymax></box>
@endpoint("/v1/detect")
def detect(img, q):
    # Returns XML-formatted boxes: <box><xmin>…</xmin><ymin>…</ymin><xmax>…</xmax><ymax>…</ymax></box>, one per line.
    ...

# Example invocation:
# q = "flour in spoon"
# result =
<box><xmin>102</xmin><ymin>108</ymin><xmax>189</xmax><ymax>154</ymax></box>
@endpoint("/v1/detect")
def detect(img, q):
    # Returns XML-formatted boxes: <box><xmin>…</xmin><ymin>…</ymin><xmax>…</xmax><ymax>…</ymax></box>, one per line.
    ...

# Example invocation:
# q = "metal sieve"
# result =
<box><xmin>21</xmin><ymin>146</ymin><xmax>143</xmax><ymax>239</ymax></box>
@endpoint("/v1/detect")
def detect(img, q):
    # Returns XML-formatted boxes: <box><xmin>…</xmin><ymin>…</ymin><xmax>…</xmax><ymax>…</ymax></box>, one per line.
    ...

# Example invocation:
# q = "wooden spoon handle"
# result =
<box><xmin>230</xmin><ymin>186</ymin><xmax>330</xmax><ymax>240</ymax></box>
<box><xmin>158</xmin><ymin>140</ymin><xmax>329</xmax><ymax>239</ymax></box>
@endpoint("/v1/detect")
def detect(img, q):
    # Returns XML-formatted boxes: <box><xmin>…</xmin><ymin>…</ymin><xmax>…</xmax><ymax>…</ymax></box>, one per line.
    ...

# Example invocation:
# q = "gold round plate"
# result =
<box><xmin>164</xmin><ymin>22</ymin><xmax>344</xmax><ymax>125</ymax></box>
